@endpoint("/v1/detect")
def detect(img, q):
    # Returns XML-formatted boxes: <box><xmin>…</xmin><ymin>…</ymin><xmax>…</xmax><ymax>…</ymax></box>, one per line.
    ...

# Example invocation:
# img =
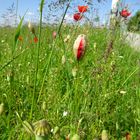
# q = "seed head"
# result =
<box><xmin>34</xmin><ymin>119</ymin><xmax>51</xmax><ymax>136</ymax></box>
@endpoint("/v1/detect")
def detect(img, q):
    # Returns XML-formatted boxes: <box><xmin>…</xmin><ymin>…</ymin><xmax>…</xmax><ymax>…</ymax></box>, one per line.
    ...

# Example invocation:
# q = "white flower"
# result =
<box><xmin>63</xmin><ymin>111</ymin><xmax>68</xmax><ymax>117</ymax></box>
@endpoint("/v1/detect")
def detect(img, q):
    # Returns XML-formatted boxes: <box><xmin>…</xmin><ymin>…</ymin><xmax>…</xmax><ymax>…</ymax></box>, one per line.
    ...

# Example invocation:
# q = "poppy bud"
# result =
<box><xmin>101</xmin><ymin>130</ymin><xmax>108</xmax><ymax>140</ymax></box>
<box><xmin>73</xmin><ymin>34</ymin><xmax>86</xmax><ymax>60</ymax></box>
<box><xmin>72</xmin><ymin>67</ymin><xmax>77</xmax><ymax>77</ymax></box>
<box><xmin>71</xmin><ymin>134</ymin><xmax>80</xmax><ymax>140</ymax></box>
<box><xmin>28</xmin><ymin>21</ymin><xmax>36</xmax><ymax>35</ymax></box>
<box><xmin>0</xmin><ymin>103</ymin><xmax>4</xmax><ymax>115</ymax></box>
<box><xmin>42</xmin><ymin>101</ymin><xmax>47</xmax><ymax>111</ymax></box>
<box><xmin>62</xmin><ymin>55</ymin><xmax>66</xmax><ymax>65</ymax></box>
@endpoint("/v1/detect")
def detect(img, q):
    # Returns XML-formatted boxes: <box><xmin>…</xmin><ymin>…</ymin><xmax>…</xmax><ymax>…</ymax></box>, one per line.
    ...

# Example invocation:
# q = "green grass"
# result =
<box><xmin>0</xmin><ymin>24</ymin><xmax>140</xmax><ymax>140</ymax></box>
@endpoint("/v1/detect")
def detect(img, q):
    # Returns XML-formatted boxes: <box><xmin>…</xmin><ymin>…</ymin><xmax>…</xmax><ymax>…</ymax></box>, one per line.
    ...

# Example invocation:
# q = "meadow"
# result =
<box><xmin>0</xmin><ymin>1</ymin><xmax>140</xmax><ymax>140</ymax></box>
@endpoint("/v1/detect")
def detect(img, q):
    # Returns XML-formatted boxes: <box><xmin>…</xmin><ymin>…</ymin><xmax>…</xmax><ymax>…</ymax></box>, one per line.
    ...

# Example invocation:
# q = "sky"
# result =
<box><xmin>0</xmin><ymin>0</ymin><xmax>139</xmax><ymax>26</ymax></box>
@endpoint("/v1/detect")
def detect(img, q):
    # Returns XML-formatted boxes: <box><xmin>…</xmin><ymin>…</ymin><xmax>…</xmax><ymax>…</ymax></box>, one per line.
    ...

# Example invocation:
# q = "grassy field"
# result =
<box><xmin>0</xmin><ymin>4</ymin><xmax>140</xmax><ymax>138</ymax></box>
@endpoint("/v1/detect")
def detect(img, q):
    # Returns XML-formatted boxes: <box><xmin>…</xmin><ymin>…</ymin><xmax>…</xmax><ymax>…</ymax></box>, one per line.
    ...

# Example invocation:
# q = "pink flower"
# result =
<box><xmin>73</xmin><ymin>34</ymin><xmax>86</xmax><ymax>60</ymax></box>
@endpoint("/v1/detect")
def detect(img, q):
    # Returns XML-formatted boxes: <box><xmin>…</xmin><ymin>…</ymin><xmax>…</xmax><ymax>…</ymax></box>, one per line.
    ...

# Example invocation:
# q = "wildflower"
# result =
<box><xmin>73</xmin><ymin>13</ymin><xmax>83</xmax><ymax>21</ymax></box>
<box><xmin>63</xmin><ymin>111</ymin><xmax>68</xmax><ymax>117</ymax></box>
<box><xmin>101</xmin><ymin>130</ymin><xmax>108</xmax><ymax>140</ymax></box>
<box><xmin>52</xmin><ymin>31</ymin><xmax>57</xmax><ymax>39</ymax></box>
<box><xmin>28</xmin><ymin>21</ymin><xmax>36</xmax><ymax>35</ymax></box>
<box><xmin>120</xmin><ymin>9</ymin><xmax>131</xmax><ymax>18</ymax></box>
<box><xmin>73</xmin><ymin>34</ymin><xmax>86</xmax><ymax>60</ymax></box>
<box><xmin>78</xmin><ymin>5</ymin><xmax>88</xmax><ymax>13</ymax></box>
<box><xmin>18</xmin><ymin>36</ymin><xmax>23</xmax><ymax>41</ymax></box>
<box><xmin>34</xmin><ymin>36</ymin><xmax>38</xmax><ymax>43</ymax></box>
<box><xmin>0</xmin><ymin>103</ymin><xmax>4</xmax><ymax>115</ymax></box>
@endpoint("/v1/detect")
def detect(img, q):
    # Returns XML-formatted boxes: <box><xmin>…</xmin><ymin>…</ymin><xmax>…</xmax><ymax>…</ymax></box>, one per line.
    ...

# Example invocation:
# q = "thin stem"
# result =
<box><xmin>30</xmin><ymin>1</ymin><xmax>44</xmax><ymax>119</ymax></box>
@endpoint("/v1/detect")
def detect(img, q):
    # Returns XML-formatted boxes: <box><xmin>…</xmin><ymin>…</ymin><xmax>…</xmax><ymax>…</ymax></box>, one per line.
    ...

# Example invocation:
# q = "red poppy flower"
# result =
<box><xmin>18</xmin><ymin>36</ymin><xmax>23</xmax><ymax>41</ymax></box>
<box><xmin>34</xmin><ymin>36</ymin><xmax>38</xmax><ymax>43</ymax></box>
<box><xmin>78</xmin><ymin>5</ymin><xmax>88</xmax><ymax>13</ymax></box>
<box><xmin>120</xmin><ymin>9</ymin><xmax>131</xmax><ymax>18</ymax></box>
<box><xmin>73</xmin><ymin>13</ymin><xmax>82</xmax><ymax>21</ymax></box>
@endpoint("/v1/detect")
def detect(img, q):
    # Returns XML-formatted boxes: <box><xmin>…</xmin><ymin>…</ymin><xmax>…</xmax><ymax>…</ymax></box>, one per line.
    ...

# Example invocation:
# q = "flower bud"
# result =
<box><xmin>101</xmin><ymin>130</ymin><xmax>108</xmax><ymax>140</ymax></box>
<box><xmin>62</xmin><ymin>55</ymin><xmax>66</xmax><ymax>65</ymax></box>
<box><xmin>71</xmin><ymin>134</ymin><xmax>80</xmax><ymax>140</ymax></box>
<box><xmin>28</xmin><ymin>21</ymin><xmax>36</xmax><ymax>35</ymax></box>
<box><xmin>42</xmin><ymin>101</ymin><xmax>47</xmax><ymax>111</ymax></box>
<box><xmin>0</xmin><ymin>103</ymin><xmax>4</xmax><ymax>115</ymax></box>
<box><xmin>73</xmin><ymin>34</ymin><xmax>86</xmax><ymax>60</ymax></box>
<box><xmin>72</xmin><ymin>67</ymin><xmax>77</xmax><ymax>77</ymax></box>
